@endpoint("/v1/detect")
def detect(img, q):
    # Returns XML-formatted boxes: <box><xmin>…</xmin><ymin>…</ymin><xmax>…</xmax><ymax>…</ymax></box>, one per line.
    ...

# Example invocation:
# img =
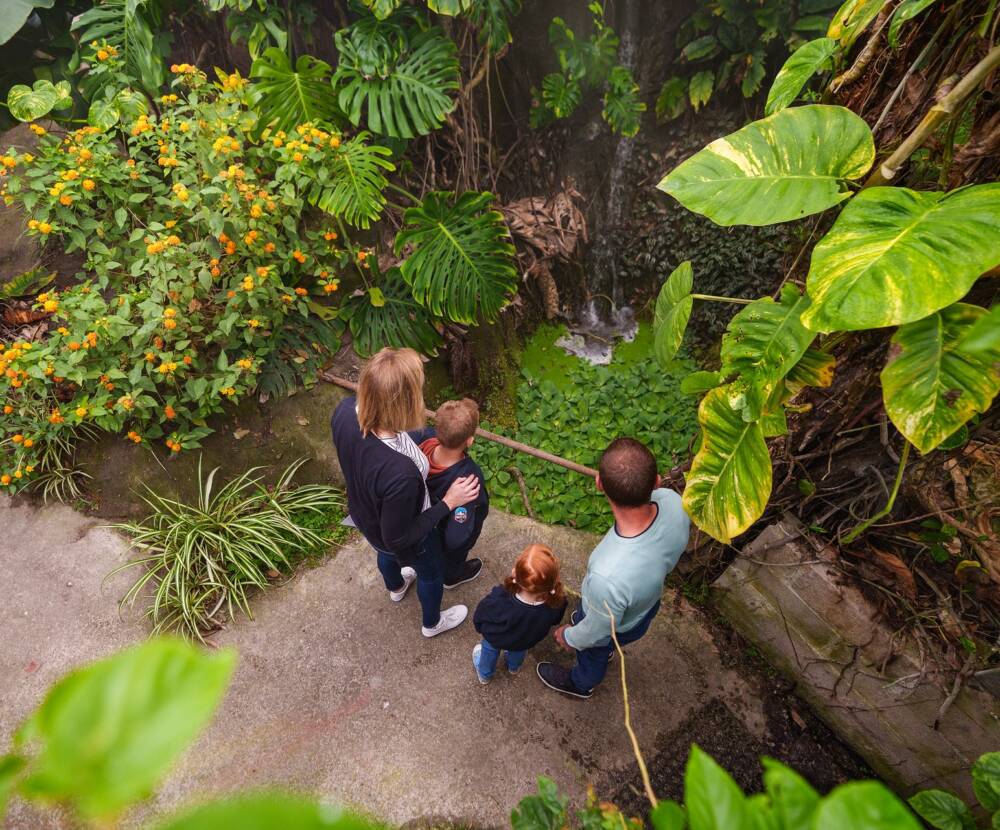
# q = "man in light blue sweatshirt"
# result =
<box><xmin>537</xmin><ymin>437</ymin><xmax>690</xmax><ymax>699</ymax></box>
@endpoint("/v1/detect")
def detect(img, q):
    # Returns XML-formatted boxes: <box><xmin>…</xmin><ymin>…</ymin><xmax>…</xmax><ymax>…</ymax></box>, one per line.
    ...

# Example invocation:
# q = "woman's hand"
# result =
<box><xmin>443</xmin><ymin>475</ymin><xmax>480</xmax><ymax>510</ymax></box>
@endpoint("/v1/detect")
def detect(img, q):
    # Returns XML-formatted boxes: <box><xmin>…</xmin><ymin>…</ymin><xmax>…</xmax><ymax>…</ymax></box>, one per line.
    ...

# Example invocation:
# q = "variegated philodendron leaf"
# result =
<box><xmin>653</xmin><ymin>261</ymin><xmax>693</xmax><ymax>367</ymax></box>
<box><xmin>828</xmin><ymin>0</ymin><xmax>887</xmax><ymax>47</ymax></box>
<box><xmin>802</xmin><ymin>184</ymin><xmax>1000</xmax><ymax>332</ymax></box>
<box><xmin>881</xmin><ymin>303</ymin><xmax>1000</xmax><ymax>454</ymax></box>
<box><xmin>657</xmin><ymin>104</ymin><xmax>874</xmax><ymax>227</ymax></box>
<box><xmin>7</xmin><ymin>79</ymin><xmax>72</xmax><ymax>122</ymax></box>
<box><xmin>683</xmin><ymin>386</ymin><xmax>772</xmax><ymax>544</ymax></box>
<box><xmin>765</xmin><ymin>38</ymin><xmax>839</xmax><ymax>116</ymax></box>
<box><xmin>785</xmin><ymin>348</ymin><xmax>836</xmax><ymax>393</ymax></box>
<box><xmin>720</xmin><ymin>284</ymin><xmax>815</xmax><ymax>421</ymax></box>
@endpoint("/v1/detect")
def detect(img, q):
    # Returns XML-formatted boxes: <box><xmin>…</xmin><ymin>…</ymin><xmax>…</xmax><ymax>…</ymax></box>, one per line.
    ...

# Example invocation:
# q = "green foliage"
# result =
<box><xmin>655</xmin><ymin>77</ymin><xmax>688</xmax><ymax>122</ymax></box>
<box><xmin>111</xmin><ymin>460</ymin><xmax>345</xmax><ymax>641</ymax></box>
<box><xmin>908</xmin><ymin>789</ymin><xmax>976</xmax><ymax>830</ymax></box>
<box><xmin>801</xmin><ymin>184</ymin><xmax>1000</xmax><ymax>332</ymax></box>
<box><xmin>395</xmin><ymin>190</ymin><xmax>518</xmax><ymax>324</ymax></box>
<box><xmin>0</xmin><ymin>268</ymin><xmax>55</xmax><ymax>300</ymax></box>
<box><xmin>71</xmin><ymin>0</ymin><xmax>168</xmax><ymax>95</ymax></box>
<box><xmin>960</xmin><ymin>305</ymin><xmax>1000</xmax><ymax>353</ymax></box>
<box><xmin>0</xmin><ymin>0</ymin><xmax>54</xmax><ymax>46</ymax></box>
<box><xmin>304</xmin><ymin>132</ymin><xmax>395</xmax><ymax>228</ymax></box>
<box><xmin>250</xmin><ymin>48</ymin><xmax>340</xmax><ymax>134</ymax></box>
<box><xmin>972</xmin><ymin>753</ymin><xmax>1000</xmax><ymax>812</ymax></box>
<box><xmin>881</xmin><ymin>303</ymin><xmax>1000</xmax><ymax>454</ymax></box>
<box><xmin>529</xmin><ymin>3</ymin><xmax>639</xmax><ymax>137</ymax></box>
<box><xmin>8</xmin><ymin>638</ymin><xmax>234</xmax><ymax>822</ymax></box>
<box><xmin>359</xmin><ymin>0</ymin><xmax>403</xmax><ymax>19</ymax></box>
<box><xmin>602</xmin><ymin>65</ymin><xmax>645</xmax><ymax>138</ymax></box>
<box><xmin>658</xmin><ymin>105</ymin><xmax>875</xmax><ymax>227</ymax></box>
<box><xmin>828</xmin><ymin>0</ymin><xmax>887</xmax><ymax>47</ymax></box>
<box><xmin>683</xmin><ymin>386</ymin><xmax>772</xmax><ymax>544</ymax></box>
<box><xmin>6</xmin><ymin>79</ymin><xmax>72</xmax><ymax>121</ymax></box>
<box><xmin>653</xmin><ymin>261</ymin><xmax>693</xmax><ymax>367</ymax></box>
<box><xmin>473</xmin><ymin>350</ymin><xmax>697</xmax><ymax>532</ymax></box>
<box><xmin>815</xmin><ymin>781</ymin><xmax>922</xmax><ymax>830</ymax></box>
<box><xmin>467</xmin><ymin>0</ymin><xmax>522</xmax><ymax>52</ymax></box>
<box><xmin>511</xmin><ymin>777</ymin><xmax>567</xmax><ymax>830</ymax></box>
<box><xmin>344</xmin><ymin>266</ymin><xmax>443</xmax><ymax>357</ymax></box>
<box><xmin>334</xmin><ymin>23</ymin><xmax>460</xmax><ymax>139</ymax></box>
<box><xmin>764</xmin><ymin>36</ymin><xmax>839</xmax><ymax>115</ymax></box>
<box><xmin>888</xmin><ymin>0</ymin><xmax>937</xmax><ymax>47</ymax></box>
<box><xmin>157</xmin><ymin>793</ymin><xmax>377</xmax><ymax>829</ymax></box>
<box><xmin>688</xmin><ymin>70</ymin><xmax>714</xmax><ymax>111</ymax></box>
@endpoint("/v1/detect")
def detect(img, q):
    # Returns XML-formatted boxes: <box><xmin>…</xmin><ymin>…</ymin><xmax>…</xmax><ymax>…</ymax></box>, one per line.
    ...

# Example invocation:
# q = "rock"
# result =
<box><xmin>75</xmin><ymin>382</ymin><xmax>348</xmax><ymax>518</ymax></box>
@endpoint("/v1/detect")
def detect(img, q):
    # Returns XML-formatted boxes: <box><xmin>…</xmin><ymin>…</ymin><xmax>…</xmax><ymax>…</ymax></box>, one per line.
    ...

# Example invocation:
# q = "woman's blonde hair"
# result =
<box><xmin>357</xmin><ymin>347</ymin><xmax>426</xmax><ymax>436</ymax></box>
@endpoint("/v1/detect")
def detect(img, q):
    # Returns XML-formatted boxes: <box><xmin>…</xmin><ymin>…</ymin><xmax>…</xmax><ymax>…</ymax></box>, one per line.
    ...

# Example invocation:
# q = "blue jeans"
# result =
<box><xmin>475</xmin><ymin>638</ymin><xmax>526</xmax><ymax>680</ymax></box>
<box><xmin>374</xmin><ymin>531</ymin><xmax>444</xmax><ymax>629</ymax></box>
<box><xmin>570</xmin><ymin>600</ymin><xmax>660</xmax><ymax>693</ymax></box>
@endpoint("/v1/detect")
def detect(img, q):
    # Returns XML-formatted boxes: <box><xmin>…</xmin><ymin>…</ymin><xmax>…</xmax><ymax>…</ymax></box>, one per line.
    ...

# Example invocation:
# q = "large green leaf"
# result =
<box><xmin>762</xmin><ymin>758</ymin><xmax>820</xmax><ymax>830</ymax></box>
<box><xmin>972</xmin><ymin>753</ymin><xmax>1000</xmax><ymax>812</ymax></box>
<box><xmin>828</xmin><ymin>0</ymin><xmax>887</xmax><ymax>47</ymax></box>
<box><xmin>0</xmin><ymin>755</ymin><xmax>26</xmax><ymax>819</ymax></box>
<box><xmin>346</xmin><ymin>268</ymin><xmax>442</xmax><ymax>356</ymax></box>
<box><xmin>720</xmin><ymin>284</ymin><xmax>815</xmax><ymax>421</ymax></box>
<box><xmin>888</xmin><ymin>0</ymin><xmax>937</xmax><ymax>47</ymax></box>
<box><xmin>0</xmin><ymin>0</ymin><xmax>54</xmax><ymax>46</ymax></box>
<box><xmin>685</xmin><ymin>745</ymin><xmax>748</xmax><ymax>830</ymax></box>
<box><xmin>653</xmin><ymin>261</ymin><xmax>693</xmax><ymax>367</ymax></box>
<box><xmin>306</xmin><ymin>132</ymin><xmax>394</xmax><ymax>228</ymax></box>
<box><xmin>650</xmin><ymin>801</ymin><xmax>687</xmax><ymax>830</ymax></box>
<box><xmin>801</xmin><ymin>184</ymin><xmax>1000</xmax><ymax>332</ymax></box>
<box><xmin>959</xmin><ymin>305</ymin><xmax>1000</xmax><ymax>353</ymax></box>
<box><xmin>395</xmin><ymin>190</ymin><xmax>517</xmax><ymax>324</ymax></box>
<box><xmin>334</xmin><ymin>26</ymin><xmax>459</xmax><ymax>139</ymax></box>
<box><xmin>881</xmin><ymin>303</ymin><xmax>1000</xmax><ymax>454</ymax></box>
<box><xmin>157</xmin><ymin>793</ymin><xmax>377</xmax><ymax>830</ymax></box>
<box><xmin>427</xmin><ymin>0</ymin><xmax>473</xmax><ymax>14</ymax></box>
<box><xmin>907</xmin><ymin>789</ymin><xmax>976</xmax><ymax>830</ymax></box>
<box><xmin>683</xmin><ymin>387</ymin><xmax>772</xmax><ymax>544</ymax></box>
<box><xmin>658</xmin><ymin>105</ymin><xmax>874</xmax><ymax>227</ymax></box>
<box><xmin>765</xmin><ymin>38</ymin><xmax>839</xmax><ymax>115</ymax></box>
<box><xmin>14</xmin><ymin>638</ymin><xmax>234</xmax><ymax>820</ymax></box>
<box><xmin>358</xmin><ymin>0</ymin><xmax>402</xmax><ymax>19</ymax></box>
<box><xmin>814</xmin><ymin>781</ymin><xmax>921</xmax><ymax>830</ymax></box>
<box><xmin>72</xmin><ymin>0</ymin><xmax>165</xmax><ymax>95</ymax></box>
<box><xmin>250</xmin><ymin>48</ymin><xmax>340</xmax><ymax>133</ymax></box>
<box><xmin>7</xmin><ymin>79</ymin><xmax>72</xmax><ymax>122</ymax></box>
<box><xmin>602</xmin><ymin>65</ymin><xmax>645</xmax><ymax>137</ymax></box>
<box><xmin>468</xmin><ymin>0</ymin><xmax>521</xmax><ymax>52</ymax></box>
<box><xmin>541</xmin><ymin>73</ymin><xmax>581</xmax><ymax>119</ymax></box>
<box><xmin>689</xmin><ymin>70</ymin><xmax>714</xmax><ymax>111</ymax></box>
<box><xmin>88</xmin><ymin>87</ymin><xmax>147</xmax><ymax>131</ymax></box>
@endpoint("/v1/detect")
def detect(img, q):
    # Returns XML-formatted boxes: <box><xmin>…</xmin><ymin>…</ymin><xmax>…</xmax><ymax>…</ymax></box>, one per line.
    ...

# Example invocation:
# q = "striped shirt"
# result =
<box><xmin>380</xmin><ymin>430</ymin><xmax>432</xmax><ymax>510</ymax></box>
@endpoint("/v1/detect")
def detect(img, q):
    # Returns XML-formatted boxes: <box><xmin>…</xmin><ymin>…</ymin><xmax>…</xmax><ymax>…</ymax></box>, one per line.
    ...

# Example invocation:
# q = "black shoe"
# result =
<box><xmin>444</xmin><ymin>558</ymin><xmax>483</xmax><ymax>589</ymax></box>
<box><xmin>536</xmin><ymin>662</ymin><xmax>592</xmax><ymax>699</ymax></box>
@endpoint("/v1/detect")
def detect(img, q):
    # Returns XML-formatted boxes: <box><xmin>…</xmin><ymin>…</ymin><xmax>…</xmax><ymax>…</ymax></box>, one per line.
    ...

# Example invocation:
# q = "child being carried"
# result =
<box><xmin>471</xmin><ymin>544</ymin><xmax>567</xmax><ymax>683</ymax></box>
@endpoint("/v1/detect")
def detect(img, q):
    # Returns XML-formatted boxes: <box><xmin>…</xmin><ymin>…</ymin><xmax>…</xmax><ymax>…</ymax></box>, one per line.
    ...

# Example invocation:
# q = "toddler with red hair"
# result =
<box><xmin>471</xmin><ymin>544</ymin><xmax>567</xmax><ymax>683</ymax></box>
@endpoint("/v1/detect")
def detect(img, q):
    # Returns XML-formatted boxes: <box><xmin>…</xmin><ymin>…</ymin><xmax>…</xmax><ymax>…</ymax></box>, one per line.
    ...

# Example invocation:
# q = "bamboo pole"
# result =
<box><xmin>863</xmin><ymin>44</ymin><xmax>1000</xmax><ymax>188</ymax></box>
<box><xmin>318</xmin><ymin>371</ymin><xmax>599</xmax><ymax>479</ymax></box>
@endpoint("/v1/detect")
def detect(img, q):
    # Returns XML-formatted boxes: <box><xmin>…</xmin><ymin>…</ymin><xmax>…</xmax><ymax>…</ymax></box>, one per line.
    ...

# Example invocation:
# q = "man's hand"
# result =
<box><xmin>553</xmin><ymin>624</ymin><xmax>573</xmax><ymax>652</ymax></box>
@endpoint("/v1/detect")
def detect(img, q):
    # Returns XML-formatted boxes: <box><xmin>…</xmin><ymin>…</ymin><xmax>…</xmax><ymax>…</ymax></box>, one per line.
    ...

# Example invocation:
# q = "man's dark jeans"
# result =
<box><xmin>374</xmin><ymin>530</ymin><xmax>444</xmax><ymax>629</ymax></box>
<box><xmin>569</xmin><ymin>600</ymin><xmax>661</xmax><ymax>693</ymax></box>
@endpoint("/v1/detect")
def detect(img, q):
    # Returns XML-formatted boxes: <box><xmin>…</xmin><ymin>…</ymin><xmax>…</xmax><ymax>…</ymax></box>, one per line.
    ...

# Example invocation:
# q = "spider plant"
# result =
<box><xmin>26</xmin><ymin>425</ymin><xmax>96</xmax><ymax>504</ymax></box>
<box><xmin>110</xmin><ymin>458</ymin><xmax>344</xmax><ymax>642</ymax></box>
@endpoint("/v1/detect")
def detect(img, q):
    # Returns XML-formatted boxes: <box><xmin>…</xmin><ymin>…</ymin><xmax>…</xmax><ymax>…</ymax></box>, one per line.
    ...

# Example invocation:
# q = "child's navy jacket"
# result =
<box><xmin>408</xmin><ymin>427</ymin><xmax>489</xmax><ymax>558</ymax></box>
<box><xmin>473</xmin><ymin>586</ymin><xmax>567</xmax><ymax>651</ymax></box>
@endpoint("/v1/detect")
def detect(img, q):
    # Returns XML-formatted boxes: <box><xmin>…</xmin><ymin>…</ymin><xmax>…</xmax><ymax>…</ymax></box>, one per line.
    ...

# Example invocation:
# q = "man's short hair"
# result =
<box><xmin>599</xmin><ymin>438</ymin><xmax>657</xmax><ymax>507</ymax></box>
<box><xmin>435</xmin><ymin>398</ymin><xmax>479</xmax><ymax>449</ymax></box>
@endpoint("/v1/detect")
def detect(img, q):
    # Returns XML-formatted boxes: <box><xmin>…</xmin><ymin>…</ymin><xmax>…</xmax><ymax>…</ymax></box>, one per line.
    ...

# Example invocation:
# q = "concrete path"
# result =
<box><xmin>1</xmin><ymin>495</ymin><xmax>794</xmax><ymax>828</ymax></box>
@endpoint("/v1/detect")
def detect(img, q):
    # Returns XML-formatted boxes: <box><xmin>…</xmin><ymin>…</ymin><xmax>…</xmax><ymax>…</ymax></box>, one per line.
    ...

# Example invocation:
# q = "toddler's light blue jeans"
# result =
<box><xmin>474</xmin><ymin>639</ymin><xmax>526</xmax><ymax>680</ymax></box>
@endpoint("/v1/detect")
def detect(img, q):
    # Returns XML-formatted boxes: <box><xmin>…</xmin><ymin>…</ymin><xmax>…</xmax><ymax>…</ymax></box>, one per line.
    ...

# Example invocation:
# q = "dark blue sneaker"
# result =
<box><xmin>536</xmin><ymin>662</ymin><xmax>592</xmax><ymax>699</ymax></box>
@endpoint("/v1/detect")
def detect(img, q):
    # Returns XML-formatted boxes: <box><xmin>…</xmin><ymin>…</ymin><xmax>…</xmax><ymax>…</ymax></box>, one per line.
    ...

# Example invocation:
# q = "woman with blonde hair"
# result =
<box><xmin>331</xmin><ymin>347</ymin><xmax>479</xmax><ymax>637</ymax></box>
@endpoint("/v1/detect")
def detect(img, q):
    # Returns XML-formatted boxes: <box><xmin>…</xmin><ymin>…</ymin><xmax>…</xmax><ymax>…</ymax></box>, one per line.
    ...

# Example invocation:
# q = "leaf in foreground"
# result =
<box><xmin>158</xmin><ymin>793</ymin><xmax>378</xmax><ymax>830</ymax></box>
<box><xmin>653</xmin><ymin>261</ymin><xmax>693</xmax><ymax>367</ymax></box>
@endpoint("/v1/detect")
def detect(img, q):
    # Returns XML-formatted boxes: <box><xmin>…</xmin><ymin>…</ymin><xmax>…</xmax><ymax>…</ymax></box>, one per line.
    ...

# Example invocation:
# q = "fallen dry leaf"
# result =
<box><xmin>233</xmin><ymin>428</ymin><xmax>250</xmax><ymax>440</ymax></box>
<box><xmin>296</xmin><ymin>416</ymin><xmax>310</xmax><ymax>426</ymax></box>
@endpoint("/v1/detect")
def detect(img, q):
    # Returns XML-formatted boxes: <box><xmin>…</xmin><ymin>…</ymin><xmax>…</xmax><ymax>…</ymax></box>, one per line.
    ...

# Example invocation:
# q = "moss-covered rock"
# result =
<box><xmin>76</xmin><ymin>383</ymin><xmax>348</xmax><ymax>518</ymax></box>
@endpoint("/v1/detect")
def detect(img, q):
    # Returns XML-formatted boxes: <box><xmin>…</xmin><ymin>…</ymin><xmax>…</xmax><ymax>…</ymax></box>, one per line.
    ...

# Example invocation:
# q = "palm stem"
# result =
<box><xmin>691</xmin><ymin>293</ymin><xmax>753</xmax><ymax>305</ymax></box>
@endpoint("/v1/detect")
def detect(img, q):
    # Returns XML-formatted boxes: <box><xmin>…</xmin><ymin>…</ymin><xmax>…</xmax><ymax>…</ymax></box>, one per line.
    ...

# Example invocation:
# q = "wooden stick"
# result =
<box><xmin>318</xmin><ymin>371</ymin><xmax>599</xmax><ymax>479</ymax></box>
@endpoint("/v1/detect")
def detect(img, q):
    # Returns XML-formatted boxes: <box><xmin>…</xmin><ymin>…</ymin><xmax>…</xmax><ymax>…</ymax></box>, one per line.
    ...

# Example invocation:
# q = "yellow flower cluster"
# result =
<box><xmin>146</xmin><ymin>234</ymin><xmax>182</xmax><ymax>255</ymax></box>
<box><xmin>170</xmin><ymin>63</ymin><xmax>198</xmax><ymax>74</ymax></box>
<box><xmin>212</xmin><ymin>135</ymin><xmax>241</xmax><ymax>155</ymax></box>
<box><xmin>172</xmin><ymin>182</ymin><xmax>190</xmax><ymax>202</ymax></box>
<box><xmin>131</xmin><ymin>114</ymin><xmax>154</xmax><ymax>136</ymax></box>
<box><xmin>220</xmin><ymin>72</ymin><xmax>246</xmax><ymax>91</ymax></box>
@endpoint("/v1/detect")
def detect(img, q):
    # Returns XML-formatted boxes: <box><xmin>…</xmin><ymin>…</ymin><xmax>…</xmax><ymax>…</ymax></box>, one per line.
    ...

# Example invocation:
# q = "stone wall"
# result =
<box><xmin>713</xmin><ymin>519</ymin><xmax>999</xmax><ymax>803</ymax></box>
<box><xmin>75</xmin><ymin>382</ymin><xmax>348</xmax><ymax>518</ymax></box>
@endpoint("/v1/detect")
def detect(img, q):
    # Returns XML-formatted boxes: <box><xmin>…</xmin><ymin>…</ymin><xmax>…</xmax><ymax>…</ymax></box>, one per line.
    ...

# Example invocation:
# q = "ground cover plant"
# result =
<box><xmin>3</xmin><ymin>637</ymin><xmax>996</xmax><ymax>828</ymax></box>
<box><xmin>111</xmin><ymin>460</ymin><xmax>344</xmax><ymax>641</ymax></box>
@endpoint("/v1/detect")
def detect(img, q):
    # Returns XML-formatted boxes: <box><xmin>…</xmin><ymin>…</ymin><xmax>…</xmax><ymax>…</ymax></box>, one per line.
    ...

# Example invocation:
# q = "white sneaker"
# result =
<box><xmin>472</xmin><ymin>643</ymin><xmax>490</xmax><ymax>684</ymax></box>
<box><xmin>389</xmin><ymin>567</ymin><xmax>416</xmax><ymax>602</ymax></box>
<box><xmin>422</xmin><ymin>604</ymin><xmax>468</xmax><ymax>638</ymax></box>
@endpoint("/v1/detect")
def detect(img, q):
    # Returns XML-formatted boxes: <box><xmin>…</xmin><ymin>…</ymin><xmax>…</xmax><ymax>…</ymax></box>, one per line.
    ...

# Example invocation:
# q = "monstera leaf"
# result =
<box><xmin>602</xmin><ymin>65</ymin><xmax>645</xmax><ymax>137</ymax></box>
<box><xmin>395</xmin><ymin>190</ymin><xmax>517</xmax><ymax>324</ymax></box>
<box><xmin>881</xmin><ymin>303</ymin><xmax>1000</xmax><ymax>454</ymax></box>
<box><xmin>72</xmin><ymin>0</ymin><xmax>165</xmax><ymax>94</ymax></box>
<box><xmin>541</xmin><ymin>73</ymin><xmax>581</xmax><ymax>119</ymax></box>
<box><xmin>653</xmin><ymin>261</ymin><xmax>693</xmax><ymax>367</ymax></box>
<box><xmin>683</xmin><ymin>386</ymin><xmax>772</xmax><ymax>544</ymax></box>
<box><xmin>345</xmin><ymin>268</ymin><xmax>442</xmax><ymax>356</ymax></box>
<box><xmin>7</xmin><ymin>80</ymin><xmax>72</xmax><ymax>122</ymax></box>
<box><xmin>765</xmin><ymin>38</ymin><xmax>839</xmax><ymax>115</ymax></box>
<box><xmin>801</xmin><ymin>184</ymin><xmax>1000</xmax><ymax>332</ymax></box>
<box><xmin>359</xmin><ymin>0</ymin><xmax>402</xmax><ymax>19</ymax></box>
<box><xmin>468</xmin><ymin>0</ymin><xmax>521</xmax><ymax>51</ymax></box>
<box><xmin>306</xmin><ymin>132</ymin><xmax>394</xmax><ymax>228</ymax></box>
<box><xmin>334</xmin><ymin>26</ymin><xmax>459</xmax><ymax>139</ymax></box>
<box><xmin>427</xmin><ymin>0</ymin><xmax>472</xmax><ymax>14</ymax></box>
<box><xmin>720</xmin><ymin>284</ymin><xmax>815</xmax><ymax>421</ymax></box>
<box><xmin>657</xmin><ymin>105</ymin><xmax>874</xmax><ymax>226</ymax></box>
<box><xmin>250</xmin><ymin>48</ymin><xmax>339</xmax><ymax>133</ymax></box>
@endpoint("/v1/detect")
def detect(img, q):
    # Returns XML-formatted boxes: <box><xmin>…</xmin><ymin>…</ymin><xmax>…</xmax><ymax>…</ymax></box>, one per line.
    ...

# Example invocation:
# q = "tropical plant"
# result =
<box><xmin>654</xmin><ymin>94</ymin><xmax>1000</xmax><ymax>543</ymax></box>
<box><xmin>250</xmin><ymin>48</ymin><xmax>341</xmax><ymax>134</ymax></box>
<box><xmin>530</xmin><ymin>2</ymin><xmax>644</xmax><ymax>137</ymax></box>
<box><xmin>655</xmin><ymin>0</ymin><xmax>841</xmax><ymax>123</ymax></box>
<box><xmin>909</xmin><ymin>752</ymin><xmax>1000</xmax><ymax>830</ymax></box>
<box><xmin>111</xmin><ymin>459</ymin><xmax>344</xmax><ymax>641</ymax></box>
